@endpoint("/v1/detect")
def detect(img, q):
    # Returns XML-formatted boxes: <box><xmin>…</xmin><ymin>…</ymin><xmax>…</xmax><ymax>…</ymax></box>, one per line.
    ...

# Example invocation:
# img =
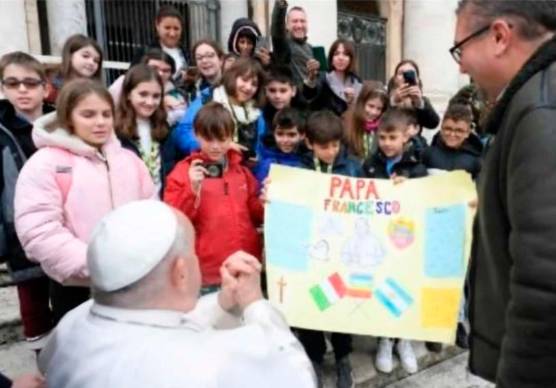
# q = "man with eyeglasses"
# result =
<box><xmin>452</xmin><ymin>1</ymin><xmax>556</xmax><ymax>387</ymax></box>
<box><xmin>0</xmin><ymin>51</ymin><xmax>55</xmax><ymax>353</ymax></box>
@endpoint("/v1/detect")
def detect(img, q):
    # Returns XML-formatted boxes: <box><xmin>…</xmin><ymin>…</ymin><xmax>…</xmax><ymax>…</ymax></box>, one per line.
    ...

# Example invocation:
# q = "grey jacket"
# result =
<box><xmin>271</xmin><ymin>1</ymin><xmax>313</xmax><ymax>87</ymax></box>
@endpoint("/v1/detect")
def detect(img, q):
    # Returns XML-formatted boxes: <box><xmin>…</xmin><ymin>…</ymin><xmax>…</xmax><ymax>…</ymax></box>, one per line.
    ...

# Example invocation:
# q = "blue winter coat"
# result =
<box><xmin>174</xmin><ymin>87</ymin><xmax>267</xmax><ymax>158</ymax></box>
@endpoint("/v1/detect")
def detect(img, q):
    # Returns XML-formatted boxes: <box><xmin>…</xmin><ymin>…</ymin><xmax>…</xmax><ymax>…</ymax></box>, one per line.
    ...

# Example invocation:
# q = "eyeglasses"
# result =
<box><xmin>449</xmin><ymin>25</ymin><xmax>490</xmax><ymax>64</ymax></box>
<box><xmin>195</xmin><ymin>52</ymin><xmax>217</xmax><ymax>63</ymax></box>
<box><xmin>1</xmin><ymin>78</ymin><xmax>45</xmax><ymax>90</ymax></box>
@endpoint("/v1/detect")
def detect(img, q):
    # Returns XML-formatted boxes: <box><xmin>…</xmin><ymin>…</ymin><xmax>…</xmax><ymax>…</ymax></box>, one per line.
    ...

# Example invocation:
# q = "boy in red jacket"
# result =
<box><xmin>164</xmin><ymin>102</ymin><xmax>264</xmax><ymax>294</ymax></box>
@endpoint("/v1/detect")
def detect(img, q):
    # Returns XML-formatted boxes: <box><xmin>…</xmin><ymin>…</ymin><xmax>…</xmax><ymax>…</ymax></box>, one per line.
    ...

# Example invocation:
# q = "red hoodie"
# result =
<box><xmin>164</xmin><ymin>150</ymin><xmax>263</xmax><ymax>285</ymax></box>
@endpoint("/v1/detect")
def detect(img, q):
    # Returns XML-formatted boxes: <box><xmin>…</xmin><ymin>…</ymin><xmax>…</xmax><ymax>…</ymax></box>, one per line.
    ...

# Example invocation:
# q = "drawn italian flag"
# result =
<box><xmin>309</xmin><ymin>272</ymin><xmax>347</xmax><ymax>311</ymax></box>
<box><xmin>375</xmin><ymin>278</ymin><xmax>414</xmax><ymax>317</ymax></box>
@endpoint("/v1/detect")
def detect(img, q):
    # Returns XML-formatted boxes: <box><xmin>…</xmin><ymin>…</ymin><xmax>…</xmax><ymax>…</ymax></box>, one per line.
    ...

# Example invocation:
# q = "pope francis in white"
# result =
<box><xmin>38</xmin><ymin>200</ymin><xmax>316</xmax><ymax>388</ymax></box>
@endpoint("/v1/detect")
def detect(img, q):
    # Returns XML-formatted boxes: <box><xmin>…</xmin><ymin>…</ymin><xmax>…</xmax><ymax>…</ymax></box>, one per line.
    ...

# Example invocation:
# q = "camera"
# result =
<box><xmin>202</xmin><ymin>162</ymin><xmax>224</xmax><ymax>178</ymax></box>
<box><xmin>402</xmin><ymin>70</ymin><xmax>417</xmax><ymax>86</ymax></box>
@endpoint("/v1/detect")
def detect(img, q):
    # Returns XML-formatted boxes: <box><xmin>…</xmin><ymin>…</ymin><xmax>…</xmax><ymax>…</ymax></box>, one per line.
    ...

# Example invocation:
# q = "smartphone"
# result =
<box><xmin>402</xmin><ymin>70</ymin><xmax>417</xmax><ymax>86</ymax></box>
<box><xmin>311</xmin><ymin>46</ymin><xmax>328</xmax><ymax>72</ymax></box>
<box><xmin>256</xmin><ymin>36</ymin><xmax>270</xmax><ymax>51</ymax></box>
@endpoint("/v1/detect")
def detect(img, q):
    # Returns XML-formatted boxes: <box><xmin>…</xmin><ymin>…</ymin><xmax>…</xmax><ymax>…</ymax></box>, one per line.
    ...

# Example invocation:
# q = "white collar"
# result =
<box><xmin>90</xmin><ymin>302</ymin><xmax>203</xmax><ymax>331</ymax></box>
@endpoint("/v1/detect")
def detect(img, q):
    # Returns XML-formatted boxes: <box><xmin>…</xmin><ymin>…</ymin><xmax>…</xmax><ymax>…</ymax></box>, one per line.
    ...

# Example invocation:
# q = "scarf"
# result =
<box><xmin>326</xmin><ymin>72</ymin><xmax>362</xmax><ymax>102</ymax></box>
<box><xmin>212</xmin><ymin>85</ymin><xmax>261</xmax><ymax>126</ymax></box>
<box><xmin>485</xmin><ymin>35</ymin><xmax>556</xmax><ymax>135</ymax></box>
<box><xmin>364</xmin><ymin>118</ymin><xmax>380</xmax><ymax>133</ymax></box>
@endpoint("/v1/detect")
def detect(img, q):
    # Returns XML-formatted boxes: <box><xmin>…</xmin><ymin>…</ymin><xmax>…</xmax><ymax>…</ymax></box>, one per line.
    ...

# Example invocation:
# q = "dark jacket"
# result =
<box><xmin>227</xmin><ymin>18</ymin><xmax>262</xmax><ymax>57</ymax></box>
<box><xmin>271</xmin><ymin>1</ymin><xmax>313</xmax><ymax>87</ymax></box>
<box><xmin>415</xmin><ymin>97</ymin><xmax>440</xmax><ymax>129</ymax></box>
<box><xmin>409</xmin><ymin>134</ymin><xmax>428</xmax><ymax>160</ymax></box>
<box><xmin>254</xmin><ymin>134</ymin><xmax>306</xmax><ymax>184</ymax></box>
<box><xmin>303</xmin><ymin>72</ymin><xmax>362</xmax><ymax>117</ymax></box>
<box><xmin>300</xmin><ymin>146</ymin><xmax>362</xmax><ymax>177</ymax></box>
<box><xmin>362</xmin><ymin>145</ymin><xmax>427</xmax><ymax>179</ymax></box>
<box><xmin>0</xmin><ymin>100</ymin><xmax>54</xmax><ymax>281</ymax></box>
<box><xmin>469</xmin><ymin>36</ymin><xmax>556</xmax><ymax>387</ymax></box>
<box><xmin>422</xmin><ymin>132</ymin><xmax>482</xmax><ymax>179</ymax></box>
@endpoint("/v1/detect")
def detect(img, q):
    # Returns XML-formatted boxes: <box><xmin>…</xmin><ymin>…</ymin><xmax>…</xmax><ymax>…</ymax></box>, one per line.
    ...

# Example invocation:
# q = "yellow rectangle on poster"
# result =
<box><xmin>421</xmin><ymin>288</ymin><xmax>461</xmax><ymax>329</ymax></box>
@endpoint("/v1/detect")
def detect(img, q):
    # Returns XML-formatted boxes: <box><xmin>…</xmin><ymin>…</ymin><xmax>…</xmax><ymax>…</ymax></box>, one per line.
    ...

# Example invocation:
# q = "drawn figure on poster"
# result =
<box><xmin>341</xmin><ymin>217</ymin><xmax>386</xmax><ymax>268</ymax></box>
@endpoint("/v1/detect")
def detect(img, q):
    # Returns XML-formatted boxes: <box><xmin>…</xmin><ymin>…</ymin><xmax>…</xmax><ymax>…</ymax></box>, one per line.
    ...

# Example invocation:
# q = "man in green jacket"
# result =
<box><xmin>452</xmin><ymin>1</ymin><xmax>556</xmax><ymax>386</ymax></box>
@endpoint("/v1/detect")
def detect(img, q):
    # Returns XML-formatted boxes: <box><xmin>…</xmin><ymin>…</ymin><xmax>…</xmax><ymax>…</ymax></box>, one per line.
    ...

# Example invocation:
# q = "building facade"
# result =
<box><xmin>0</xmin><ymin>0</ymin><xmax>468</xmax><ymax>124</ymax></box>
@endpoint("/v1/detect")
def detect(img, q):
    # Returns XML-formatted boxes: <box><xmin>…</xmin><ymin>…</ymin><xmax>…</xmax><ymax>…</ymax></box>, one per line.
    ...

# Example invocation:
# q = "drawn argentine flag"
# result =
<box><xmin>375</xmin><ymin>278</ymin><xmax>414</xmax><ymax>317</ymax></box>
<box><xmin>309</xmin><ymin>272</ymin><xmax>347</xmax><ymax>311</ymax></box>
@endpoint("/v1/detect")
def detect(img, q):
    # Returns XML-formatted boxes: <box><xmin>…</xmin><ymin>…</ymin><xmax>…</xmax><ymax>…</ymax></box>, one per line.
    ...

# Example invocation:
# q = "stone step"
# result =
<box><xmin>320</xmin><ymin>336</ymin><xmax>463</xmax><ymax>387</ymax></box>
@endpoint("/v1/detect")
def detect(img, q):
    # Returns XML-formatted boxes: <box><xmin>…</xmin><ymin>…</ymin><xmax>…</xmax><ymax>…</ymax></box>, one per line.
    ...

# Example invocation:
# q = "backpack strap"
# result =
<box><xmin>51</xmin><ymin>148</ymin><xmax>75</xmax><ymax>204</ymax></box>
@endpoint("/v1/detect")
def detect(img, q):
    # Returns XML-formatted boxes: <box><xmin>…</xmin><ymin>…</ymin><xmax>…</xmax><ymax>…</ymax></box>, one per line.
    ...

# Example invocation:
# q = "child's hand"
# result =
<box><xmin>189</xmin><ymin>159</ymin><xmax>208</xmax><ymax>194</ymax></box>
<box><xmin>229</xmin><ymin>142</ymin><xmax>248</xmax><ymax>154</ymax></box>
<box><xmin>391</xmin><ymin>174</ymin><xmax>407</xmax><ymax>185</ymax></box>
<box><xmin>344</xmin><ymin>87</ymin><xmax>355</xmax><ymax>104</ymax></box>
<box><xmin>468</xmin><ymin>198</ymin><xmax>478</xmax><ymax>209</ymax></box>
<box><xmin>260</xmin><ymin>177</ymin><xmax>272</xmax><ymax>204</ymax></box>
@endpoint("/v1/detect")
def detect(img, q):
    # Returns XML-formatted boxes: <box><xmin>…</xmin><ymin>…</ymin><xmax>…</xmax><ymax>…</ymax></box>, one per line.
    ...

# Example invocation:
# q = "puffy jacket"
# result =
<box><xmin>14</xmin><ymin>112</ymin><xmax>155</xmax><ymax>285</ymax></box>
<box><xmin>422</xmin><ymin>131</ymin><xmax>482</xmax><ymax>179</ymax></box>
<box><xmin>362</xmin><ymin>144</ymin><xmax>427</xmax><ymax>179</ymax></box>
<box><xmin>468</xmin><ymin>36</ymin><xmax>556</xmax><ymax>387</ymax></box>
<box><xmin>174</xmin><ymin>87</ymin><xmax>267</xmax><ymax>158</ymax></box>
<box><xmin>164</xmin><ymin>150</ymin><xmax>263</xmax><ymax>286</ymax></box>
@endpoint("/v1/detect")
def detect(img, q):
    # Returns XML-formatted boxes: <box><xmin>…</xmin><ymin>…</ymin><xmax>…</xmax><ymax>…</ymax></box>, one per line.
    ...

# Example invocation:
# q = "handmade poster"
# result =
<box><xmin>265</xmin><ymin>165</ymin><xmax>476</xmax><ymax>343</ymax></box>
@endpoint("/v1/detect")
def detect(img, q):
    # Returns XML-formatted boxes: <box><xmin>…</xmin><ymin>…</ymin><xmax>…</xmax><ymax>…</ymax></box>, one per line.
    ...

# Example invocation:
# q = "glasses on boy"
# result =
<box><xmin>441</xmin><ymin>126</ymin><xmax>469</xmax><ymax>136</ymax></box>
<box><xmin>1</xmin><ymin>78</ymin><xmax>46</xmax><ymax>90</ymax></box>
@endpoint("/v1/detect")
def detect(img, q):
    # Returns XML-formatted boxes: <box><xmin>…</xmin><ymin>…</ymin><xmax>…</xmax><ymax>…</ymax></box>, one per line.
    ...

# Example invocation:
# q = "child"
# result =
<box><xmin>362</xmin><ymin>107</ymin><xmax>426</xmax><ymax>375</ymax></box>
<box><xmin>297</xmin><ymin>110</ymin><xmax>360</xmax><ymax>388</ymax></box>
<box><xmin>254</xmin><ymin>107</ymin><xmax>305</xmax><ymax>184</ymax></box>
<box><xmin>164</xmin><ymin>102</ymin><xmax>263</xmax><ymax>295</ymax></box>
<box><xmin>0</xmin><ymin>51</ymin><xmax>54</xmax><ymax>350</ymax></box>
<box><xmin>15</xmin><ymin>79</ymin><xmax>154</xmax><ymax>324</ymax></box>
<box><xmin>45</xmin><ymin>34</ymin><xmax>103</xmax><ymax>105</ymax></box>
<box><xmin>115</xmin><ymin>64</ymin><xmax>178</xmax><ymax>194</ymax></box>
<box><xmin>175</xmin><ymin>58</ymin><xmax>265</xmax><ymax>159</ymax></box>
<box><xmin>344</xmin><ymin>82</ymin><xmax>388</xmax><ymax>160</ymax></box>
<box><xmin>423</xmin><ymin>103</ymin><xmax>482</xmax><ymax>179</ymax></box>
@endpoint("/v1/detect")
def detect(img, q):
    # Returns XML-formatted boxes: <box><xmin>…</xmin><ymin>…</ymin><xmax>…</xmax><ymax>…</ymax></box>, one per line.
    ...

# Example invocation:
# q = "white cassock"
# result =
<box><xmin>39</xmin><ymin>294</ymin><xmax>316</xmax><ymax>388</ymax></box>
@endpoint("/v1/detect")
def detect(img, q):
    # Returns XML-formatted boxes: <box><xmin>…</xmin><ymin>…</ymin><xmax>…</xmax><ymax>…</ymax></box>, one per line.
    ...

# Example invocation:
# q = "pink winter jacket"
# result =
<box><xmin>14</xmin><ymin>112</ymin><xmax>155</xmax><ymax>285</ymax></box>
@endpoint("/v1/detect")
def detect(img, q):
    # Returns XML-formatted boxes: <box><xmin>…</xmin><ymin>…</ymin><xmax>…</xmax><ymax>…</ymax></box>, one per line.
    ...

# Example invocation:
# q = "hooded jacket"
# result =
<box><xmin>163</xmin><ymin>150</ymin><xmax>263</xmax><ymax>286</ymax></box>
<box><xmin>422</xmin><ymin>131</ymin><xmax>482</xmax><ymax>179</ymax></box>
<box><xmin>14</xmin><ymin>112</ymin><xmax>155</xmax><ymax>285</ymax></box>
<box><xmin>0</xmin><ymin>100</ymin><xmax>54</xmax><ymax>281</ymax></box>
<box><xmin>468</xmin><ymin>36</ymin><xmax>556</xmax><ymax>387</ymax></box>
<box><xmin>227</xmin><ymin>18</ymin><xmax>262</xmax><ymax>57</ymax></box>
<box><xmin>362</xmin><ymin>144</ymin><xmax>427</xmax><ymax>179</ymax></box>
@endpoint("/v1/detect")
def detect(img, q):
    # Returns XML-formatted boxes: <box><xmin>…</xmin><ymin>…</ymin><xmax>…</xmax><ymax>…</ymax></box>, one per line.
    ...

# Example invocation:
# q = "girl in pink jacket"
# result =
<box><xmin>15</xmin><ymin>79</ymin><xmax>154</xmax><ymax>323</ymax></box>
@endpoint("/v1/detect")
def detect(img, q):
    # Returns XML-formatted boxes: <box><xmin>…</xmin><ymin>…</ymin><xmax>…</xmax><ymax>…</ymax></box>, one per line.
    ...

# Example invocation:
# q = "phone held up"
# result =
<box><xmin>402</xmin><ymin>70</ymin><xmax>417</xmax><ymax>86</ymax></box>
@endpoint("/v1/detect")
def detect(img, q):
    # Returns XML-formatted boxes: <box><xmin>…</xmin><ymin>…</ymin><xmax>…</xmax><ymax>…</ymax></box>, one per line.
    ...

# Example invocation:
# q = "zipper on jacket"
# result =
<box><xmin>224</xmin><ymin>181</ymin><xmax>229</xmax><ymax>196</ymax></box>
<box><xmin>103</xmin><ymin>158</ymin><xmax>115</xmax><ymax>209</ymax></box>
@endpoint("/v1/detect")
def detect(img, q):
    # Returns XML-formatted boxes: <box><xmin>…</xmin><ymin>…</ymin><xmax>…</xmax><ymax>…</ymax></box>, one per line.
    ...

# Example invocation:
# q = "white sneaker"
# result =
<box><xmin>375</xmin><ymin>338</ymin><xmax>394</xmax><ymax>373</ymax></box>
<box><xmin>396</xmin><ymin>339</ymin><xmax>418</xmax><ymax>374</ymax></box>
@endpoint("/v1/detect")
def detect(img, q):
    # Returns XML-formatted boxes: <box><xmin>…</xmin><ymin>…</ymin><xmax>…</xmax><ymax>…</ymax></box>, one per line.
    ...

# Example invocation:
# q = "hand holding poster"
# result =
<box><xmin>264</xmin><ymin>165</ymin><xmax>476</xmax><ymax>343</ymax></box>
